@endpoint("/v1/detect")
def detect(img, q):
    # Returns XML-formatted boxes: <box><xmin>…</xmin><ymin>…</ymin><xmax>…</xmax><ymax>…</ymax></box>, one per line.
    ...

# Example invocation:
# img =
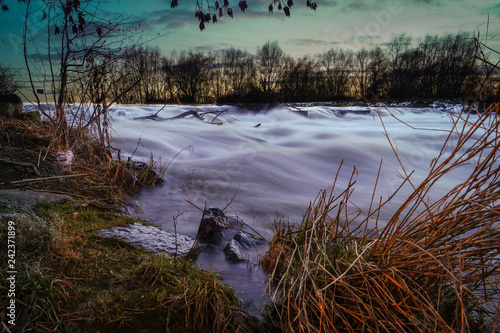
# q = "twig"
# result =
<box><xmin>7</xmin><ymin>173</ymin><xmax>88</xmax><ymax>184</ymax></box>
<box><xmin>133</xmin><ymin>109</ymin><xmax>202</xmax><ymax>121</ymax></box>
<box><xmin>164</xmin><ymin>145</ymin><xmax>193</xmax><ymax>173</ymax></box>
<box><xmin>1</xmin><ymin>322</ymin><xmax>12</xmax><ymax>333</ymax></box>
<box><xmin>129</xmin><ymin>134</ymin><xmax>143</xmax><ymax>160</ymax></box>
<box><xmin>173</xmin><ymin>212</ymin><xmax>183</xmax><ymax>259</ymax></box>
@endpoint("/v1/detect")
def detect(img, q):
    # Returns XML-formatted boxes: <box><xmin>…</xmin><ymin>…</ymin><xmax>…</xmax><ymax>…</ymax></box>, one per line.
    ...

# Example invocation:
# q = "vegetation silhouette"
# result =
<box><xmin>93</xmin><ymin>33</ymin><xmax>482</xmax><ymax>105</ymax></box>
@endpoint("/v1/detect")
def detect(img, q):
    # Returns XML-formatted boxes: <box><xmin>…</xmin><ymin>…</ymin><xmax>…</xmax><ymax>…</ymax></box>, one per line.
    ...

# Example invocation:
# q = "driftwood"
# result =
<box><xmin>133</xmin><ymin>106</ymin><xmax>236</xmax><ymax>125</ymax></box>
<box><xmin>133</xmin><ymin>109</ymin><xmax>202</xmax><ymax>121</ymax></box>
<box><xmin>7</xmin><ymin>173</ymin><xmax>88</xmax><ymax>185</ymax></box>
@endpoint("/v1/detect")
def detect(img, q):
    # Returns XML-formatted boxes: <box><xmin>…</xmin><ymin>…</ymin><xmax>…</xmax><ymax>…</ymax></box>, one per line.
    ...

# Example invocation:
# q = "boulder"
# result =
<box><xmin>196</xmin><ymin>208</ymin><xmax>228</xmax><ymax>242</ymax></box>
<box><xmin>108</xmin><ymin>162</ymin><xmax>136</xmax><ymax>190</ymax></box>
<box><xmin>17</xmin><ymin>110</ymin><xmax>41</xmax><ymax>122</ymax></box>
<box><xmin>137</xmin><ymin>167</ymin><xmax>164</xmax><ymax>186</ymax></box>
<box><xmin>234</xmin><ymin>231</ymin><xmax>255</xmax><ymax>248</ymax></box>
<box><xmin>0</xmin><ymin>94</ymin><xmax>23</xmax><ymax>118</ymax></box>
<box><xmin>223</xmin><ymin>231</ymin><xmax>256</xmax><ymax>262</ymax></box>
<box><xmin>224</xmin><ymin>239</ymin><xmax>244</xmax><ymax>261</ymax></box>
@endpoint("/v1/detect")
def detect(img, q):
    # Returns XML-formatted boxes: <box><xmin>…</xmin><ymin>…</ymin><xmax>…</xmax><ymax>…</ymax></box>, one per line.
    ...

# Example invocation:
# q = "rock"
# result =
<box><xmin>137</xmin><ymin>167</ymin><xmax>163</xmax><ymax>185</ymax></box>
<box><xmin>0</xmin><ymin>94</ymin><xmax>23</xmax><ymax>118</ymax></box>
<box><xmin>0</xmin><ymin>189</ymin><xmax>72</xmax><ymax>214</ymax></box>
<box><xmin>54</xmin><ymin>150</ymin><xmax>74</xmax><ymax>166</ymax></box>
<box><xmin>16</xmin><ymin>110</ymin><xmax>41</xmax><ymax>122</ymax></box>
<box><xmin>223</xmin><ymin>231</ymin><xmax>256</xmax><ymax>262</ymax></box>
<box><xmin>94</xmin><ymin>222</ymin><xmax>196</xmax><ymax>257</ymax></box>
<box><xmin>224</xmin><ymin>239</ymin><xmax>244</xmax><ymax>261</ymax></box>
<box><xmin>236</xmin><ymin>312</ymin><xmax>280</xmax><ymax>333</ymax></box>
<box><xmin>234</xmin><ymin>231</ymin><xmax>255</xmax><ymax>248</ymax></box>
<box><xmin>196</xmin><ymin>208</ymin><xmax>228</xmax><ymax>242</ymax></box>
<box><xmin>126</xmin><ymin>159</ymin><xmax>164</xmax><ymax>186</ymax></box>
<box><xmin>108</xmin><ymin>162</ymin><xmax>136</xmax><ymax>189</ymax></box>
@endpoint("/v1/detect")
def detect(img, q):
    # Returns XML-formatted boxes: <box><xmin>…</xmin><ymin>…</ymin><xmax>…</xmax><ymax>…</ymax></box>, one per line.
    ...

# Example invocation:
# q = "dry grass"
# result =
<box><xmin>262</xmin><ymin>46</ymin><xmax>500</xmax><ymax>332</ymax></box>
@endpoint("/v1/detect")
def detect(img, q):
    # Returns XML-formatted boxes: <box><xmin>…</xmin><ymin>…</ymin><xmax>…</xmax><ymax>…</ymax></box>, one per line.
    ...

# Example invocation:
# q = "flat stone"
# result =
<box><xmin>94</xmin><ymin>222</ymin><xmax>196</xmax><ymax>257</ymax></box>
<box><xmin>0</xmin><ymin>189</ymin><xmax>72</xmax><ymax>212</ymax></box>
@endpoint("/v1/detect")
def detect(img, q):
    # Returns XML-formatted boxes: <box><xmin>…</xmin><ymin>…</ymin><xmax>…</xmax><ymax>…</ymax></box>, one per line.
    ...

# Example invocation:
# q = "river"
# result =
<box><xmin>108</xmin><ymin>102</ymin><xmax>473</xmax><ymax>315</ymax></box>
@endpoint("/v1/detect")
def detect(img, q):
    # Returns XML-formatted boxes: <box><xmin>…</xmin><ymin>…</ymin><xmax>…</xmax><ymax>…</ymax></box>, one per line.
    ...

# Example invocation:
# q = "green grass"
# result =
<box><xmin>0</xmin><ymin>203</ymin><xmax>241</xmax><ymax>332</ymax></box>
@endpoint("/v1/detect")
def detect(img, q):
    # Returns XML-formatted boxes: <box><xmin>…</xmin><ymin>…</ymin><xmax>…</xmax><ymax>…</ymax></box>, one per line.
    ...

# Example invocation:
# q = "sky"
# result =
<box><xmin>0</xmin><ymin>0</ymin><xmax>499</xmax><ymax>71</ymax></box>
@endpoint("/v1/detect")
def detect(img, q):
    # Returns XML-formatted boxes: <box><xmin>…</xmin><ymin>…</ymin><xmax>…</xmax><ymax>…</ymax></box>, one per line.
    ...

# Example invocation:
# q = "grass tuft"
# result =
<box><xmin>0</xmin><ymin>204</ymin><xmax>241</xmax><ymax>332</ymax></box>
<box><xmin>262</xmin><ymin>53</ymin><xmax>500</xmax><ymax>332</ymax></box>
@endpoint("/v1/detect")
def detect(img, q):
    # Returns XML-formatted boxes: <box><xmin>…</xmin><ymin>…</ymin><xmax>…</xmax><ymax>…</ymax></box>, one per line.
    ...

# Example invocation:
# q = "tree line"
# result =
<box><xmin>78</xmin><ymin>32</ymin><xmax>480</xmax><ymax>105</ymax></box>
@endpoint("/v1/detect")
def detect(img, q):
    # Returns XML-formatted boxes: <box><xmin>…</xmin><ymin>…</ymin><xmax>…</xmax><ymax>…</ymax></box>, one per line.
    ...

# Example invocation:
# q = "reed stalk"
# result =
<box><xmin>261</xmin><ymin>40</ymin><xmax>500</xmax><ymax>332</ymax></box>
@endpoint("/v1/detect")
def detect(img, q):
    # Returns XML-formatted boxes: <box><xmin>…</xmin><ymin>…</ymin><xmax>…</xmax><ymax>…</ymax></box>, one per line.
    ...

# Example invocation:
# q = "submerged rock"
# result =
<box><xmin>234</xmin><ymin>231</ymin><xmax>256</xmax><ymax>248</ymax></box>
<box><xmin>94</xmin><ymin>222</ymin><xmax>195</xmax><ymax>257</ymax></box>
<box><xmin>224</xmin><ymin>239</ymin><xmax>244</xmax><ymax>261</ymax></box>
<box><xmin>223</xmin><ymin>231</ymin><xmax>257</xmax><ymax>262</ymax></box>
<box><xmin>127</xmin><ymin>159</ymin><xmax>164</xmax><ymax>186</ymax></box>
<box><xmin>196</xmin><ymin>208</ymin><xmax>228</xmax><ymax>243</ymax></box>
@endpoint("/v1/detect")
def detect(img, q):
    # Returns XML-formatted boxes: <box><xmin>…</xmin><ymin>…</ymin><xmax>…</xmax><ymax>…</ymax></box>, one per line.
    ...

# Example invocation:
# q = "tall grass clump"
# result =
<box><xmin>0</xmin><ymin>213</ymin><xmax>66</xmax><ymax>332</ymax></box>
<box><xmin>261</xmin><ymin>44</ymin><xmax>500</xmax><ymax>332</ymax></box>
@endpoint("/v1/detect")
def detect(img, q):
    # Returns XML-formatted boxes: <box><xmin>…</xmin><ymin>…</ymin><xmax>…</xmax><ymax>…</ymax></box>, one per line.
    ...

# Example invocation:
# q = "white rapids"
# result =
<box><xmin>107</xmin><ymin>102</ymin><xmax>476</xmax><ymax>315</ymax></box>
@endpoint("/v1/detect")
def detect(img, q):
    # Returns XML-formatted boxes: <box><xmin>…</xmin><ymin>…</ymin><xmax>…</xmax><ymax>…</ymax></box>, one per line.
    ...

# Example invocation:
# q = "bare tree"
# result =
<box><xmin>318</xmin><ymin>48</ymin><xmax>354</xmax><ymax>100</ymax></box>
<box><xmin>0</xmin><ymin>64</ymin><xmax>19</xmax><ymax>95</ymax></box>
<box><xmin>256</xmin><ymin>41</ymin><xmax>286</xmax><ymax>98</ymax></box>
<box><xmin>366</xmin><ymin>46</ymin><xmax>388</xmax><ymax>97</ymax></box>
<box><xmin>19</xmin><ymin>0</ymin><xmax>149</xmax><ymax>150</ymax></box>
<box><xmin>166</xmin><ymin>50</ymin><xmax>215</xmax><ymax>103</ymax></box>
<box><xmin>216</xmin><ymin>48</ymin><xmax>255</xmax><ymax>101</ymax></box>
<box><xmin>385</xmin><ymin>33</ymin><xmax>412</xmax><ymax>98</ymax></box>
<box><xmin>280</xmin><ymin>55</ymin><xmax>317</xmax><ymax>102</ymax></box>
<box><xmin>353</xmin><ymin>48</ymin><xmax>370</xmax><ymax>98</ymax></box>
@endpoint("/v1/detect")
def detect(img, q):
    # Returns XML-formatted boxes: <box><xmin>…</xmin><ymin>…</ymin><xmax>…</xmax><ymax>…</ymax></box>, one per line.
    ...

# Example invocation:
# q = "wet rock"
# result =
<box><xmin>196</xmin><ymin>208</ymin><xmax>228</xmax><ymax>242</ymax></box>
<box><xmin>224</xmin><ymin>232</ymin><xmax>257</xmax><ymax>262</ymax></box>
<box><xmin>94</xmin><ymin>222</ymin><xmax>195</xmax><ymax>257</ymax></box>
<box><xmin>236</xmin><ymin>313</ymin><xmax>280</xmax><ymax>333</ymax></box>
<box><xmin>137</xmin><ymin>167</ymin><xmax>163</xmax><ymax>185</ymax></box>
<box><xmin>234</xmin><ymin>231</ymin><xmax>256</xmax><ymax>248</ymax></box>
<box><xmin>126</xmin><ymin>159</ymin><xmax>164</xmax><ymax>186</ymax></box>
<box><xmin>224</xmin><ymin>239</ymin><xmax>244</xmax><ymax>261</ymax></box>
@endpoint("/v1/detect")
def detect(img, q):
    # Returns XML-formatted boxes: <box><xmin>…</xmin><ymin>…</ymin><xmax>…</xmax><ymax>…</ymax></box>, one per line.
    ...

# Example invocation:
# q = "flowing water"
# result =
<box><xmin>108</xmin><ymin>103</ymin><xmax>475</xmax><ymax>316</ymax></box>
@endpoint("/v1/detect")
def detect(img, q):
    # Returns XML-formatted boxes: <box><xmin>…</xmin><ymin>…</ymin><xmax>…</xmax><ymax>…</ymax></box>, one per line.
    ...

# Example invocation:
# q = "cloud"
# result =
<box><xmin>483</xmin><ymin>3</ymin><xmax>500</xmax><ymax>17</ymax></box>
<box><xmin>288</xmin><ymin>38</ymin><xmax>339</xmax><ymax>46</ymax></box>
<box><xmin>149</xmin><ymin>8</ymin><xmax>193</xmax><ymax>30</ymax></box>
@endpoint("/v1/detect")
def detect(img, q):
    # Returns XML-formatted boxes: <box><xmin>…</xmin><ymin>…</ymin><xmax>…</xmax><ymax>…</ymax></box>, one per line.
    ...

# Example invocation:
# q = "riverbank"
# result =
<box><xmin>0</xmin><ymin>116</ymin><xmax>267</xmax><ymax>332</ymax></box>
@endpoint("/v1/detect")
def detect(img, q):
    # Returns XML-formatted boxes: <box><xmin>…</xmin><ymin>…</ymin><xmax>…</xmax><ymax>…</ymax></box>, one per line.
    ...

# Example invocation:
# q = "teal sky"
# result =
<box><xmin>1</xmin><ymin>0</ymin><xmax>499</xmax><ymax>71</ymax></box>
